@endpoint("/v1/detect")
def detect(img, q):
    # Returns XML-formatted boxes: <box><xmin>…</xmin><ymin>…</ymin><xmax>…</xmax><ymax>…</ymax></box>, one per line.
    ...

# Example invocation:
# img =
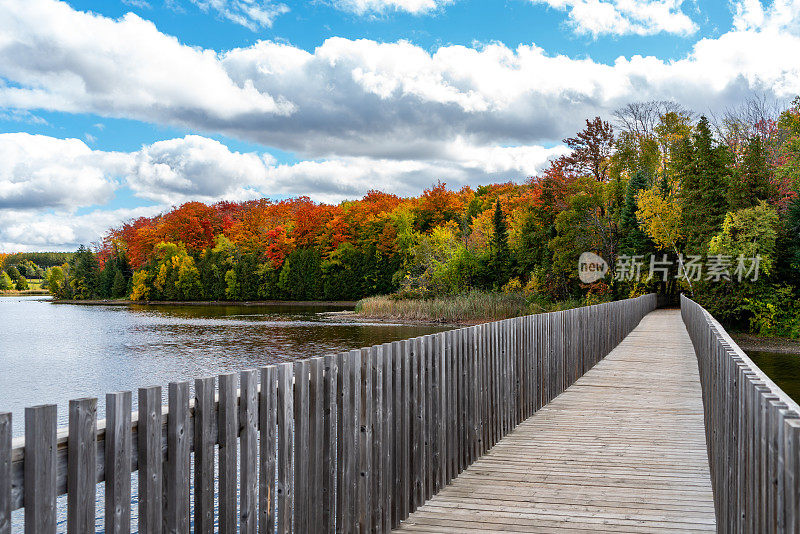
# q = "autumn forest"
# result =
<box><xmin>6</xmin><ymin>97</ymin><xmax>800</xmax><ymax>338</ymax></box>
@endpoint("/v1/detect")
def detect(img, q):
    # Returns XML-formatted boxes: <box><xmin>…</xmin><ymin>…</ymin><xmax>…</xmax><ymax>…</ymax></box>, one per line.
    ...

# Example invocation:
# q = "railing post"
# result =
<box><xmin>138</xmin><ymin>386</ymin><xmax>162</xmax><ymax>533</ymax></box>
<box><xmin>194</xmin><ymin>377</ymin><xmax>216</xmax><ymax>534</ymax></box>
<box><xmin>24</xmin><ymin>404</ymin><xmax>57</xmax><ymax>534</ymax></box>
<box><xmin>105</xmin><ymin>391</ymin><xmax>132</xmax><ymax>534</ymax></box>
<box><xmin>67</xmin><ymin>398</ymin><xmax>97</xmax><ymax>534</ymax></box>
<box><xmin>164</xmin><ymin>381</ymin><xmax>190</xmax><ymax>533</ymax></box>
<box><xmin>240</xmin><ymin>369</ymin><xmax>259</xmax><ymax>534</ymax></box>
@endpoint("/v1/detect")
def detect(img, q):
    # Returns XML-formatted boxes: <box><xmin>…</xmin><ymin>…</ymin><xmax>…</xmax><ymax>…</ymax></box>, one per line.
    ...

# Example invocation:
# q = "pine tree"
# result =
<box><xmin>112</xmin><ymin>269</ymin><xmax>127</xmax><ymax>298</ymax></box>
<box><xmin>68</xmin><ymin>245</ymin><xmax>100</xmax><ymax>299</ymax></box>
<box><xmin>620</xmin><ymin>170</ymin><xmax>651</xmax><ymax>254</ymax></box>
<box><xmin>490</xmin><ymin>200</ymin><xmax>511</xmax><ymax>288</ymax></box>
<box><xmin>729</xmin><ymin>135</ymin><xmax>776</xmax><ymax>210</ymax></box>
<box><xmin>677</xmin><ymin>116</ymin><xmax>731</xmax><ymax>253</ymax></box>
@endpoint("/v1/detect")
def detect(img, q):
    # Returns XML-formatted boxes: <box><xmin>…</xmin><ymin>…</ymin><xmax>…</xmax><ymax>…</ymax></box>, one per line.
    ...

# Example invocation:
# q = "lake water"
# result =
<box><xmin>747</xmin><ymin>350</ymin><xmax>800</xmax><ymax>405</ymax></box>
<box><xmin>0</xmin><ymin>296</ymin><xmax>452</xmax><ymax>437</ymax></box>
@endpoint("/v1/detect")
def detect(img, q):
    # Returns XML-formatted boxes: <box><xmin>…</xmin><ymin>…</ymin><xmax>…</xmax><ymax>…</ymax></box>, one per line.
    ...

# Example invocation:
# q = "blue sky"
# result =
<box><xmin>1</xmin><ymin>0</ymin><xmax>799</xmax><ymax>251</ymax></box>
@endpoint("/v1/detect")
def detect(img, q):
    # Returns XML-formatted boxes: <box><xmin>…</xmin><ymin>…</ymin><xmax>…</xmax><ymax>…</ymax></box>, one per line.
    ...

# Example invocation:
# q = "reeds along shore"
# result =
<box><xmin>355</xmin><ymin>290</ymin><xmax>583</xmax><ymax>323</ymax></box>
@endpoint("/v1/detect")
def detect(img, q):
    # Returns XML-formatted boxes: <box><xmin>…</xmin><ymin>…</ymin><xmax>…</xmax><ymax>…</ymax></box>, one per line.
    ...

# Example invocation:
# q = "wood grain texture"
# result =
<box><xmin>137</xmin><ymin>386</ymin><xmax>162</xmax><ymax>533</ymax></box>
<box><xmin>395</xmin><ymin>309</ymin><xmax>716</xmax><ymax>533</ymax></box>
<box><xmin>276</xmin><ymin>362</ymin><xmax>294</xmax><ymax>534</ymax></box>
<box><xmin>164</xmin><ymin>381</ymin><xmax>190</xmax><ymax>534</ymax></box>
<box><xmin>105</xmin><ymin>391</ymin><xmax>132</xmax><ymax>534</ymax></box>
<box><xmin>259</xmin><ymin>366</ymin><xmax>278</xmax><ymax>534</ymax></box>
<box><xmin>293</xmin><ymin>360</ymin><xmax>310</xmax><ymax>533</ymax></box>
<box><xmin>218</xmin><ymin>373</ymin><xmax>238</xmax><ymax>534</ymax></box>
<box><xmin>322</xmin><ymin>355</ymin><xmax>338</xmax><ymax>533</ymax></box>
<box><xmin>193</xmin><ymin>377</ymin><xmax>216</xmax><ymax>534</ymax></box>
<box><xmin>240</xmin><ymin>369</ymin><xmax>259</xmax><ymax>534</ymax></box>
<box><xmin>67</xmin><ymin>398</ymin><xmax>96</xmax><ymax>534</ymax></box>
<box><xmin>24</xmin><ymin>404</ymin><xmax>57</xmax><ymax>534</ymax></box>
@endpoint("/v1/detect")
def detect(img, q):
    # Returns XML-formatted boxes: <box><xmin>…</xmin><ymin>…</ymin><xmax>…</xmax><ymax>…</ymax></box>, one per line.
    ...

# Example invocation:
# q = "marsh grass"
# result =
<box><xmin>355</xmin><ymin>290</ymin><xmax>583</xmax><ymax>323</ymax></box>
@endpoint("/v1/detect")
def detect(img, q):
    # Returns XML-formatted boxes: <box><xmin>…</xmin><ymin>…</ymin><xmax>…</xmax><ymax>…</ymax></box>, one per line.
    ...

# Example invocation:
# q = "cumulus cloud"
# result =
<box><xmin>0</xmin><ymin>134</ymin><xmax>277</xmax><ymax>210</ymax></box>
<box><xmin>128</xmin><ymin>135</ymin><xmax>273</xmax><ymax>204</ymax></box>
<box><xmin>3</xmin><ymin>0</ymin><xmax>800</xmax><ymax>163</ymax></box>
<box><xmin>732</xmin><ymin>0</ymin><xmax>800</xmax><ymax>33</ymax></box>
<box><xmin>0</xmin><ymin>206</ymin><xmax>165</xmax><ymax>252</ymax></box>
<box><xmin>189</xmin><ymin>0</ymin><xmax>289</xmax><ymax>30</ymax></box>
<box><xmin>331</xmin><ymin>0</ymin><xmax>454</xmax><ymax>15</ymax></box>
<box><xmin>530</xmin><ymin>0</ymin><xmax>697</xmax><ymax>36</ymax></box>
<box><xmin>0</xmin><ymin>133</ymin><xmax>125</xmax><ymax>210</ymax></box>
<box><xmin>0</xmin><ymin>0</ymin><xmax>289</xmax><ymax>129</ymax></box>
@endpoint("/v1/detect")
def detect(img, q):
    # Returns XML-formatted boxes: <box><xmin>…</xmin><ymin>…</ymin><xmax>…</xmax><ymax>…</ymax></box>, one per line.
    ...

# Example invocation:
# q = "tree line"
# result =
<box><xmin>0</xmin><ymin>252</ymin><xmax>73</xmax><ymax>291</ymax></box>
<box><xmin>26</xmin><ymin>97</ymin><xmax>800</xmax><ymax>337</ymax></box>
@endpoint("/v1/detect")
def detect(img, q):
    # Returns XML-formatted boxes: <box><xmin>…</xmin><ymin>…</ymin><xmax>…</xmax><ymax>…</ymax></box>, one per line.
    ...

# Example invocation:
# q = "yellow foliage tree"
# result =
<box><xmin>130</xmin><ymin>270</ymin><xmax>150</xmax><ymax>301</ymax></box>
<box><xmin>635</xmin><ymin>187</ymin><xmax>683</xmax><ymax>250</ymax></box>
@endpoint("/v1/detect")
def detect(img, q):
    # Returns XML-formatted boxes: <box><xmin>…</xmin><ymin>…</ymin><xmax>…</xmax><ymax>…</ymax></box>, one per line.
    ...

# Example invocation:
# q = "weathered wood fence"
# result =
<box><xmin>682</xmin><ymin>295</ymin><xmax>800</xmax><ymax>533</ymax></box>
<box><xmin>0</xmin><ymin>294</ymin><xmax>656</xmax><ymax>533</ymax></box>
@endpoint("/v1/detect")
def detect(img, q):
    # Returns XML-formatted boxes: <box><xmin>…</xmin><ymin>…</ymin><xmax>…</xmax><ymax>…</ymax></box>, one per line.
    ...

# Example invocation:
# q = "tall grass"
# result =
<box><xmin>355</xmin><ymin>290</ymin><xmax>583</xmax><ymax>323</ymax></box>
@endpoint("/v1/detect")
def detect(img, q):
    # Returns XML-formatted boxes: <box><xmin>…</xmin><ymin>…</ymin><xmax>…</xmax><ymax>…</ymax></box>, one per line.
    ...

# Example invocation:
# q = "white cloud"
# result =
<box><xmin>3</xmin><ymin>0</ymin><xmax>800</xmax><ymax>163</ymax></box>
<box><xmin>0</xmin><ymin>0</ymin><xmax>290</xmax><ymax>130</ymax></box>
<box><xmin>0</xmin><ymin>206</ymin><xmax>165</xmax><ymax>252</ymax></box>
<box><xmin>0</xmin><ymin>133</ymin><xmax>124</xmax><ymax>210</ymax></box>
<box><xmin>189</xmin><ymin>0</ymin><xmax>289</xmax><ymax>30</ymax></box>
<box><xmin>128</xmin><ymin>135</ymin><xmax>273</xmax><ymax>204</ymax></box>
<box><xmin>331</xmin><ymin>0</ymin><xmax>454</xmax><ymax>15</ymax></box>
<box><xmin>530</xmin><ymin>0</ymin><xmax>697</xmax><ymax>37</ymax></box>
<box><xmin>732</xmin><ymin>0</ymin><xmax>800</xmax><ymax>33</ymax></box>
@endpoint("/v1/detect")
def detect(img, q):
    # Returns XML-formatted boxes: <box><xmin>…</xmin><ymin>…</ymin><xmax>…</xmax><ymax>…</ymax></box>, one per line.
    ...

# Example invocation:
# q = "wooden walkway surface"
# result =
<box><xmin>394</xmin><ymin>309</ymin><xmax>716</xmax><ymax>533</ymax></box>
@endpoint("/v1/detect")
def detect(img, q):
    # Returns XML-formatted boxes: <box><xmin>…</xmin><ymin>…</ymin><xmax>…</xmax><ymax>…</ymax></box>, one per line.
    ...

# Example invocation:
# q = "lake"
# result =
<box><xmin>0</xmin><ymin>296</ymin><xmax>452</xmax><ymax>437</ymax></box>
<box><xmin>747</xmin><ymin>349</ymin><xmax>800</xmax><ymax>405</ymax></box>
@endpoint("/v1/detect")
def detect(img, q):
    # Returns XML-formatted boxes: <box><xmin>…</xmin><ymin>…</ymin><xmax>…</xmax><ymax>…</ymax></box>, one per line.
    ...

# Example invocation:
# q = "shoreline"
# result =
<box><xmin>52</xmin><ymin>299</ymin><xmax>358</xmax><ymax>307</ymax></box>
<box><xmin>0</xmin><ymin>290</ymin><xmax>49</xmax><ymax>297</ymax></box>
<box><xmin>732</xmin><ymin>333</ymin><xmax>800</xmax><ymax>355</ymax></box>
<box><xmin>335</xmin><ymin>310</ymin><xmax>467</xmax><ymax>327</ymax></box>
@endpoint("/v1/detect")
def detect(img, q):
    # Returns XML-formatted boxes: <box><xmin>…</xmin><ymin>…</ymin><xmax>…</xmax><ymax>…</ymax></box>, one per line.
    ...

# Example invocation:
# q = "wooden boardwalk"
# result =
<box><xmin>394</xmin><ymin>309</ymin><xmax>716</xmax><ymax>533</ymax></box>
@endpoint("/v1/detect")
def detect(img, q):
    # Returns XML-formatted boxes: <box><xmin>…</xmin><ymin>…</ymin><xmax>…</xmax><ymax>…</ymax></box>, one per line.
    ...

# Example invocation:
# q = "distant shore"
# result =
<box><xmin>0</xmin><ymin>289</ymin><xmax>49</xmax><ymax>297</ymax></box>
<box><xmin>733</xmin><ymin>333</ymin><xmax>800</xmax><ymax>355</ymax></box>
<box><xmin>52</xmin><ymin>299</ymin><xmax>358</xmax><ymax>307</ymax></box>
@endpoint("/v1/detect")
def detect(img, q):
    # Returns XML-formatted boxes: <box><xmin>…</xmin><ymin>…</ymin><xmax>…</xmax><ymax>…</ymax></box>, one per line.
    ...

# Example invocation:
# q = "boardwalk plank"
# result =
<box><xmin>394</xmin><ymin>310</ymin><xmax>716</xmax><ymax>533</ymax></box>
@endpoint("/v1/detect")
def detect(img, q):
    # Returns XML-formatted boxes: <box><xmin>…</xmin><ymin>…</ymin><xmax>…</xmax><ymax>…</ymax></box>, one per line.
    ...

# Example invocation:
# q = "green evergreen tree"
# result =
<box><xmin>620</xmin><ymin>170</ymin><xmax>652</xmax><ymax>254</ymax></box>
<box><xmin>279</xmin><ymin>248</ymin><xmax>323</xmax><ymax>300</ymax></box>
<box><xmin>235</xmin><ymin>253</ymin><xmax>261</xmax><ymax>300</ymax></box>
<box><xmin>112</xmin><ymin>269</ymin><xmax>128</xmax><ymax>298</ymax></box>
<box><xmin>68</xmin><ymin>245</ymin><xmax>100</xmax><ymax>299</ymax></box>
<box><xmin>676</xmin><ymin>116</ymin><xmax>731</xmax><ymax>253</ymax></box>
<box><xmin>729</xmin><ymin>135</ymin><xmax>776</xmax><ymax>210</ymax></box>
<box><xmin>490</xmin><ymin>200</ymin><xmax>511</xmax><ymax>288</ymax></box>
<box><xmin>322</xmin><ymin>242</ymin><xmax>365</xmax><ymax>300</ymax></box>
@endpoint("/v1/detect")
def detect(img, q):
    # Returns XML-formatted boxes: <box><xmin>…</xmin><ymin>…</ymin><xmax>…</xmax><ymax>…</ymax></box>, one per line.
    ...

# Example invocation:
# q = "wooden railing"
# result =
<box><xmin>681</xmin><ymin>295</ymin><xmax>800</xmax><ymax>533</ymax></box>
<box><xmin>0</xmin><ymin>294</ymin><xmax>657</xmax><ymax>533</ymax></box>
